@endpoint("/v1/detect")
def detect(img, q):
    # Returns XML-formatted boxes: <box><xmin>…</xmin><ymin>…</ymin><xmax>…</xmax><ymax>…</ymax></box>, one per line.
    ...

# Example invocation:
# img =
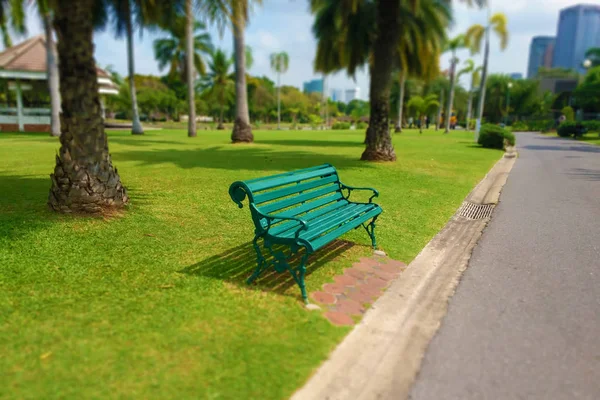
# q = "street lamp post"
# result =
<box><xmin>505</xmin><ymin>82</ymin><xmax>513</xmax><ymax>126</ymax></box>
<box><xmin>583</xmin><ymin>59</ymin><xmax>592</xmax><ymax>70</ymax></box>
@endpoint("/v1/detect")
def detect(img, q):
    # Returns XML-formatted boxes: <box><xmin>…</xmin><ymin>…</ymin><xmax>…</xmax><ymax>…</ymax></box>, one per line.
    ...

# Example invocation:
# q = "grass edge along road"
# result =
<box><xmin>0</xmin><ymin>129</ymin><xmax>500</xmax><ymax>399</ymax></box>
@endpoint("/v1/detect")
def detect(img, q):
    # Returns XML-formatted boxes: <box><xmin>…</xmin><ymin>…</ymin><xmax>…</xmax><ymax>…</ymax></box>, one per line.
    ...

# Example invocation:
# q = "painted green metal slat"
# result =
<box><xmin>268</xmin><ymin>200</ymin><xmax>348</xmax><ymax>236</ymax></box>
<box><xmin>247</xmin><ymin>166</ymin><xmax>337</xmax><ymax>192</ymax></box>
<box><xmin>310</xmin><ymin>208</ymin><xmax>382</xmax><ymax>251</ymax></box>
<box><xmin>259</xmin><ymin>184</ymin><xmax>341</xmax><ymax>214</ymax></box>
<box><xmin>296</xmin><ymin>204</ymin><xmax>372</xmax><ymax>241</ymax></box>
<box><xmin>243</xmin><ymin>164</ymin><xmax>331</xmax><ymax>184</ymax></box>
<box><xmin>254</xmin><ymin>175</ymin><xmax>339</xmax><ymax>204</ymax></box>
<box><xmin>273</xmin><ymin>195</ymin><xmax>346</xmax><ymax>220</ymax></box>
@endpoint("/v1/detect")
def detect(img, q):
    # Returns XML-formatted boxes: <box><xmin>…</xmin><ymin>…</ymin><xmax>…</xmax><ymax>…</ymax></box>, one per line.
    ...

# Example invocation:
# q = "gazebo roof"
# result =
<box><xmin>0</xmin><ymin>35</ymin><xmax>119</xmax><ymax>94</ymax></box>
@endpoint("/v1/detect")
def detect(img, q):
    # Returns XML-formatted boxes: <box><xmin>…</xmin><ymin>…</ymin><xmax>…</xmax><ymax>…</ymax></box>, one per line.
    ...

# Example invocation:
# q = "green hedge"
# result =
<box><xmin>332</xmin><ymin>122</ymin><xmax>351</xmax><ymax>130</ymax></box>
<box><xmin>478</xmin><ymin>124</ymin><xmax>515</xmax><ymax>149</ymax></box>
<box><xmin>557</xmin><ymin>122</ymin><xmax>578</xmax><ymax>137</ymax></box>
<box><xmin>582</xmin><ymin>120</ymin><xmax>600</xmax><ymax>133</ymax></box>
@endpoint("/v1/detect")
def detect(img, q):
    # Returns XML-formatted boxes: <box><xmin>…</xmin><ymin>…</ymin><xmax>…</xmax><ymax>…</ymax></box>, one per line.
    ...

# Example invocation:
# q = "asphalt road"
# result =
<box><xmin>410</xmin><ymin>133</ymin><xmax>600</xmax><ymax>400</ymax></box>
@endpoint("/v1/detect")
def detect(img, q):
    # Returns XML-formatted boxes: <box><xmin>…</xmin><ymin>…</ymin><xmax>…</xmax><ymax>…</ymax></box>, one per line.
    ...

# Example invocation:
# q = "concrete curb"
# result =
<box><xmin>291</xmin><ymin>152</ymin><xmax>517</xmax><ymax>400</ymax></box>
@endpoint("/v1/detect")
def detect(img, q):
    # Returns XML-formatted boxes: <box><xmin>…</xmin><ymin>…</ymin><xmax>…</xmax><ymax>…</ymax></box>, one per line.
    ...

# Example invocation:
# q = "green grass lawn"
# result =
<box><xmin>0</xmin><ymin>128</ymin><xmax>500</xmax><ymax>399</ymax></box>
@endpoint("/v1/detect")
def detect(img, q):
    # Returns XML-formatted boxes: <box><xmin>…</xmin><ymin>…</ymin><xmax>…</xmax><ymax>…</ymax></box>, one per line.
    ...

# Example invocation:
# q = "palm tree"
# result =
<box><xmin>153</xmin><ymin>12</ymin><xmax>213</xmax><ymax>136</ymax></box>
<box><xmin>312</xmin><ymin>0</ymin><xmax>455</xmax><ymax>161</ymax></box>
<box><xmin>107</xmin><ymin>0</ymin><xmax>151</xmax><ymax>135</ymax></box>
<box><xmin>443</xmin><ymin>34</ymin><xmax>465</xmax><ymax>133</ymax></box>
<box><xmin>465</xmin><ymin>11</ymin><xmax>509</xmax><ymax>138</ymax></box>
<box><xmin>229</xmin><ymin>0</ymin><xmax>261</xmax><ymax>143</ymax></box>
<box><xmin>48</xmin><ymin>0</ymin><xmax>128</xmax><ymax>213</ymax></box>
<box><xmin>407</xmin><ymin>94</ymin><xmax>440</xmax><ymax>133</ymax></box>
<box><xmin>0</xmin><ymin>0</ymin><xmax>26</xmax><ymax>48</ymax></box>
<box><xmin>270</xmin><ymin>51</ymin><xmax>289</xmax><ymax>130</ymax></box>
<box><xmin>394</xmin><ymin>71</ymin><xmax>406</xmax><ymax>133</ymax></box>
<box><xmin>198</xmin><ymin>49</ymin><xmax>234</xmax><ymax>129</ymax></box>
<box><xmin>36</xmin><ymin>0</ymin><xmax>61</xmax><ymax>137</ymax></box>
<box><xmin>459</xmin><ymin>59</ymin><xmax>481</xmax><ymax>129</ymax></box>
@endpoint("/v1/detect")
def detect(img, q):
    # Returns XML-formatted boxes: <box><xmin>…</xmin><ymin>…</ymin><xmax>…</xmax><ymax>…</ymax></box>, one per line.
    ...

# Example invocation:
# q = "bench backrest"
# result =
<box><xmin>229</xmin><ymin>164</ymin><xmax>344</xmax><ymax>233</ymax></box>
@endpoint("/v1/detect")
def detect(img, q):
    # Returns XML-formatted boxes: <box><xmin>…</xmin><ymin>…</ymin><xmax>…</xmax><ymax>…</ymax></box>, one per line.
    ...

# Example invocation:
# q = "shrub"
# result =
<box><xmin>478</xmin><ymin>124</ymin><xmax>514</xmax><ymax>149</ymax></box>
<box><xmin>332</xmin><ymin>122</ymin><xmax>351</xmax><ymax>130</ymax></box>
<box><xmin>357</xmin><ymin>121</ymin><xmax>368</xmax><ymax>129</ymax></box>
<box><xmin>561</xmin><ymin>106</ymin><xmax>575</xmax><ymax>122</ymax></box>
<box><xmin>582</xmin><ymin>120</ymin><xmax>600</xmax><ymax>133</ymax></box>
<box><xmin>557</xmin><ymin>121</ymin><xmax>578</xmax><ymax>137</ymax></box>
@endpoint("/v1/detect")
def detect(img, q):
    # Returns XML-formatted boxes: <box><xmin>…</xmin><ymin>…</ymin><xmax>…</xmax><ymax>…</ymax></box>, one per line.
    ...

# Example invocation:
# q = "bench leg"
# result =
<box><xmin>247</xmin><ymin>234</ymin><xmax>267</xmax><ymax>285</ymax></box>
<box><xmin>364</xmin><ymin>217</ymin><xmax>378</xmax><ymax>249</ymax></box>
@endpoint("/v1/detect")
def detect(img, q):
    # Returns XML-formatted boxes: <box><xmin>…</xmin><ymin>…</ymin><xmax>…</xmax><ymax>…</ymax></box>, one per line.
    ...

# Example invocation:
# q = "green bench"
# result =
<box><xmin>229</xmin><ymin>164</ymin><xmax>382</xmax><ymax>302</ymax></box>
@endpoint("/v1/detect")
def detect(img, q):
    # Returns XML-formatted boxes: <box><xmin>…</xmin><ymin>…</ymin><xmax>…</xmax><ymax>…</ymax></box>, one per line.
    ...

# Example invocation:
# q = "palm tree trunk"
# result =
<box><xmin>125</xmin><ymin>1</ymin><xmax>143</xmax><ymax>135</ymax></box>
<box><xmin>218</xmin><ymin>89</ymin><xmax>225</xmax><ymax>129</ymax></box>
<box><xmin>277</xmin><ymin>72</ymin><xmax>281</xmax><ymax>130</ymax></box>
<box><xmin>445</xmin><ymin>57</ymin><xmax>457</xmax><ymax>134</ymax></box>
<box><xmin>395</xmin><ymin>71</ymin><xmax>405</xmax><ymax>133</ymax></box>
<box><xmin>475</xmin><ymin>27</ymin><xmax>490</xmax><ymax>140</ymax></box>
<box><xmin>436</xmin><ymin>89</ymin><xmax>444</xmax><ymax>131</ymax></box>
<box><xmin>48</xmin><ymin>0</ymin><xmax>128</xmax><ymax>213</ymax></box>
<box><xmin>185</xmin><ymin>0</ymin><xmax>196</xmax><ymax>137</ymax></box>
<box><xmin>231</xmin><ymin>1</ymin><xmax>253</xmax><ymax>143</ymax></box>
<box><xmin>43</xmin><ymin>12</ymin><xmax>61</xmax><ymax>137</ymax></box>
<box><xmin>361</xmin><ymin>0</ymin><xmax>398</xmax><ymax>161</ymax></box>
<box><xmin>466</xmin><ymin>89</ymin><xmax>473</xmax><ymax>130</ymax></box>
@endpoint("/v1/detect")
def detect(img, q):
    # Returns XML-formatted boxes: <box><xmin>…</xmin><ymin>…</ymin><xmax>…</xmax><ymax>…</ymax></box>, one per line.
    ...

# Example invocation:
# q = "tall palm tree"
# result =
<box><xmin>107</xmin><ymin>0</ymin><xmax>147</xmax><ymax>135</ymax></box>
<box><xmin>394</xmin><ymin>71</ymin><xmax>406</xmax><ymax>133</ymax></box>
<box><xmin>36</xmin><ymin>0</ymin><xmax>61</xmax><ymax>137</ymax></box>
<box><xmin>269</xmin><ymin>51</ymin><xmax>289</xmax><ymax>130</ymax></box>
<box><xmin>0</xmin><ymin>0</ymin><xmax>26</xmax><ymax>48</ymax></box>
<box><xmin>153</xmin><ymin>12</ymin><xmax>213</xmax><ymax>137</ymax></box>
<box><xmin>153</xmin><ymin>18</ymin><xmax>213</xmax><ymax>82</ymax></box>
<box><xmin>312</xmin><ymin>0</ymin><xmax>455</xmax><ymax>161</ymax></box>
<box><xmin>184</xmin><ymin>0</ymin><xmax>196</xmax><ymax>137</ymax></box>
<box><xmin>48</xmin><ymin>0</ymin><xmax>128</xmax><ymax>213</ymax></box>
<box><xmin>198</xmin><ymin>49</ymin><xmax>234</xmax><ymax>129</ymax></box>
<box><xmin>443</xmin><ymin>34</ymin><xmax>465</xmax><ymax>133</ymax></box>
<box><xmin>459</xmin><ymin>59</ymin><xmax>481</xmax><ymax>129</ymax></box>
<box><xmin>465</xmin><ymin>11</ymin><xmax>508</xmax><ymax>138</ymax></box>
<box><xmin>229</xmin><ymin>0</ymin><xmax>261</xmax><ymax>143</ymax></box>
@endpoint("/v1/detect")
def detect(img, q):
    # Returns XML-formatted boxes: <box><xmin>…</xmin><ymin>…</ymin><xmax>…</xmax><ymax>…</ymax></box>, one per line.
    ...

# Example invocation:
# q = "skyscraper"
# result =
<box><xmin>303</xmin><ymin>79</ymin><xmax>324</xmax><ymax>94</ymax></box>
<box><xmin>527</xmin><ymin>36</ymin><xmax>555</xmax><ymax>78</ymax></box>
<box><xmin>345</xmin><ymin>87</ymin><xmax>360</xmax><ymax>103</ymax></box>
<box><xmin>330</xmin><ymin>89</ymin><xmax>344</xmax><ymax>102</ymax></box>
<box><xmin>553</xmin><ymin>4</ymin><xmax>600</xmax><ymax>73</ymax></box>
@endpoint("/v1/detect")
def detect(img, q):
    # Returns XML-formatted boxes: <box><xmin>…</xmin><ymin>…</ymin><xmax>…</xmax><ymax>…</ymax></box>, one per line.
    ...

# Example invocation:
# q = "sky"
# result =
<box><xmin>8</xmin><ymin>0</ymin><xmax>582</xmax><ymax>100</ymax></box>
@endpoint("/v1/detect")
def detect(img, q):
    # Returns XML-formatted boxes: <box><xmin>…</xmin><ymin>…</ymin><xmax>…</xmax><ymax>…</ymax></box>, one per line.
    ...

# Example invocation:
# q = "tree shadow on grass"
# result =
<box><xmin>258</xmin><ymin>139</ymin><xmax>364</xmax><ymax>148</ymax></box>
<box><xmin>108</xmin><ymin>137</ymin><xmax>186</xmax><ymax>147</ymax></box>
<box><xmin>0</xmin><ymin>174</ymin><xmax>58</xmax><ymax>240</ymax></box>
<box><xmin>114</xmin><ymin>146</ymin><xmax>370</xmax><ymax>172</ymax></box>
<box><xmin>180</xmin><ymin>239</ymin><xmax>355</xmax><ymax>301</ymax></box>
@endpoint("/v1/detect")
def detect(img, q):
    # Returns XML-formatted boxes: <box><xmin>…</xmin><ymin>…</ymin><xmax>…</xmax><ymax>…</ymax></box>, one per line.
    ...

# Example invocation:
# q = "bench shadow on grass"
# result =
<box><xmin>180</xmin><ymin>239</ymin><xmax>355</xmax><ymax>300</ymax></box>
<box><xmin>115</xmin><ymin>146</ymin><xmax>368</xmax><ymax>172</ymax></box>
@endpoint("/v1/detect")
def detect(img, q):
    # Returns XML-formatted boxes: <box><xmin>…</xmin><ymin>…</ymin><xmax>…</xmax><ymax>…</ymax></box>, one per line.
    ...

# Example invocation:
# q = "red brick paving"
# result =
<box><xmin>311</xmin><ymin>291</ymin><xmax>336</xmax><ymax>304</ymax></box>
<box><xmin>324</xmin><ymin>311</ymin><xmax>354</xmax><ymax>326</ymax></box>
<box><xmin>334</xmin><ymin>274</ymin><xmax>357</xmax><ymax>287</ymax></box>
<box><xmin>310</xmin><ymin>254</ymin><xmax>406</xmax><ymax>326</ymax></box>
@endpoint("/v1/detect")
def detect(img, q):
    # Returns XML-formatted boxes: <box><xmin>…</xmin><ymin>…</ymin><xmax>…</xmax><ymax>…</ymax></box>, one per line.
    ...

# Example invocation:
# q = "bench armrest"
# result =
<box><xmin>340</xmin><ymin>183</ymin><xmax>379</xmax><ymax>203</ymax></box>
<box><xmin>250</xmin><ymin>204</ymin><xmax>310</xmax><ymax>239</ymax></box>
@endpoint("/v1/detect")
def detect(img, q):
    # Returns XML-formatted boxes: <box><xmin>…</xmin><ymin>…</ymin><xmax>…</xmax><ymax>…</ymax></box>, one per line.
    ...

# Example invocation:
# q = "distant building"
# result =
<box><xmin>553</xmin><ymin>4</ymin><xmax>600</xmax><ymax>73</ymax></box>
<box><xmin>345</xmin><ymin>87</ymin><xmax>360</xmax><ymax>103</ymax></box>
<box><xmin>509</xmin><ymin>73</ymin><xmax>523</xmax><ymax>80</ymax></box>
<box><xmin>539</xmin><ymin>77</ymin><xmax>578</xmax><ymax>94</ymax></box>
<box><xmin>303</xmin><ymin>79</ymin><xmax>324</xmax><ymax>94</ymax></box>
<box><xmin>331</xmin><ymin>89</ymin><xmax>343</xmax><ymax>102</ymax></box>
<box><xmin>527</xmin><ymin>36</ymin><xmax>555</xmax><ymax>78</ymax></box>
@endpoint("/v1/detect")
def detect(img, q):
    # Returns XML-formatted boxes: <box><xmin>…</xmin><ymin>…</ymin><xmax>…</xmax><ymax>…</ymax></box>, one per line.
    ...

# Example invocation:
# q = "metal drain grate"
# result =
<box><xmin>458</xmin><ymin>202</ymin><xmax>494</xmax><ymax>220</ymax></box>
